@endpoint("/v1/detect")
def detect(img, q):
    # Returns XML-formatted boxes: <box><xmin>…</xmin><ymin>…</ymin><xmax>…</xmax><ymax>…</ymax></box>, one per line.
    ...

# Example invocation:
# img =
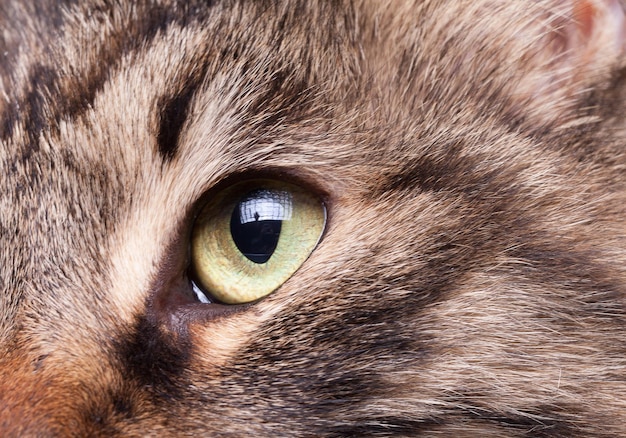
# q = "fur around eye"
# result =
<box><xmin>190</xmin><ymin>179</ymin><xmax>326</xmax><ymax>304</ymax></box>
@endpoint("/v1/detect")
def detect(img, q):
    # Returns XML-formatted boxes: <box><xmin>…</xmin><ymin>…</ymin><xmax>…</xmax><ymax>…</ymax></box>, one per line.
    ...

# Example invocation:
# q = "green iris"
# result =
<box><xmin>191</xmin><ymin>179</ymin><xmax>326</xmax><ymax>304</ymax></box>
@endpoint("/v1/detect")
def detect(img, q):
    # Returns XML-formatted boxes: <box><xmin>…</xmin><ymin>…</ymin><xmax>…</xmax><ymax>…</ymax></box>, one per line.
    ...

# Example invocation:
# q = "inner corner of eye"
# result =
<box><xmin>189</xmin><ymin>179</ymin><xmax>326</xmax><ymax>305</ymax></box>
<box><xmin>191</xmin><ymin>280</ymin><xmax>211</xmax><ymax>304</ymax></box>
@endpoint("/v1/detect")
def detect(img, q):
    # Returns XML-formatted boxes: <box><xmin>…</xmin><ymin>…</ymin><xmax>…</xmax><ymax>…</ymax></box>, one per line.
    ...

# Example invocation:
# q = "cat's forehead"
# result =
<box><xmin>0</xmin><ymin>0</ymin><xmax>574</xmax><ymax>183</ymax></box>
<box><xmin>0</xmin><ymin>0</ymin><xmax>595</xmax><ymax>340</ymax></box>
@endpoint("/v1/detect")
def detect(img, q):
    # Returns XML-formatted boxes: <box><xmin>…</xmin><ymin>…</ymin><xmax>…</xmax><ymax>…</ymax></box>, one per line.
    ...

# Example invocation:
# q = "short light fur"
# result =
<box><xmin>1</xmin><ymin>0</ymin><xmax>625</xmax><ymax>436</ymax></box>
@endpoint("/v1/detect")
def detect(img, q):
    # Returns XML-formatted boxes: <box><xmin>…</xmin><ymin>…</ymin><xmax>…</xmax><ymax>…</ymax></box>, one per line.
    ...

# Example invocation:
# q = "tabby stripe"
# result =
<box><xmin>382</xmin><ymin>154</ymin><xmax>626</xmax><ymax>324</ymax></box>
<box><xmin>327</xmin><ymin>417</ymin><xmax>442</xmax><ymax>437</ymax></box>
<box><xmin>156</xmin><ymin>69</ymin><xmax>208</xmax><ymax>162</ymax></box>
<box><xmin>115</xmin><ymin>314</ymin><xmax>191</xmax><ymax>402</ymax></box>
<box><xmin>0</xmin><ymin>1</ymin><xmax>216</xmax><ymax>143</ymax></box>
<box><xmin>461</xmin><ymin>402</ymin><xmax>579</xmax><ymax>437</ymax></box>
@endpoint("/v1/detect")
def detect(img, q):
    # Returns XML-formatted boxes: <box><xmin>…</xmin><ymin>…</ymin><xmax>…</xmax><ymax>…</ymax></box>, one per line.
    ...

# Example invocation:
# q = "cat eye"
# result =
<box><xmin>190</xmin><ymin>179</ymin><xmax>326</xmax><ymax>304</ymax></box>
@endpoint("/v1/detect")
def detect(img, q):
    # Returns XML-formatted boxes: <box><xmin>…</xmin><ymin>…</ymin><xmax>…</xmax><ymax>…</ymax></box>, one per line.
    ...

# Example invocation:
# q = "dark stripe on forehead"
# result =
<box><xmin>2</xmin><ymin>0</ymin><xmax>348</xmax><ymax>163</ymax></box>
<box><xmin>156</xmin><ymin>89</ymin><xmax>195</xmax><ymax>162</ymax></box>
<box><xmin>376</xmin><ymin>143</ymin><xmax>517</xmax><ymax>198</ymax></box>
<box><xmin>0</xmin><ymin>1</ymin><xmax>217</xmax><ymax>142</ymax></box>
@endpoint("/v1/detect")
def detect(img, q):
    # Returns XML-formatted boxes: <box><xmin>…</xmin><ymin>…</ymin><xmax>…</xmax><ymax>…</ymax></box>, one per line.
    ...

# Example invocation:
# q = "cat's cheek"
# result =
<box><xmin>187</xmin><ymin>312</ymin><xmax>262</xmax><ymax>369</ymax></box>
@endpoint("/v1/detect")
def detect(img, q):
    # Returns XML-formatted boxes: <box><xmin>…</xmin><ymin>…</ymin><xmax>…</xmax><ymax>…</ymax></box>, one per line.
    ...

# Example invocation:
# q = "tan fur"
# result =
<box><xmin>1</xmin><ymin>0</ymin><xmax>625</xmax><ymax>436</ymax></box>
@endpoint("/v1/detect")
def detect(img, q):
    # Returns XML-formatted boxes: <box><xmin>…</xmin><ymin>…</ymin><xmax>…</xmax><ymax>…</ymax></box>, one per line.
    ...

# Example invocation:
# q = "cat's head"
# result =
<box><xmin>1</xmin><ymin>0</ymin><xmax>625</xmax><ymax>435</ymax></box>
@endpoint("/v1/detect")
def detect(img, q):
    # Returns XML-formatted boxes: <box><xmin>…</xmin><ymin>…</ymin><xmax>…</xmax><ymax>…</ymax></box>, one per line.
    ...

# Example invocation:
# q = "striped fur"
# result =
<box><xmin>1</xmin><ymin>0</ymin><xmax>625</xmax><ymax>436</ymax></box>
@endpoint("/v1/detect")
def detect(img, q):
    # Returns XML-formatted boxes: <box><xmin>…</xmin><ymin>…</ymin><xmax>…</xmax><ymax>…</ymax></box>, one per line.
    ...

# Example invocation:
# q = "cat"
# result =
<box><xmin>1</xmin><ymin>0</ymin><xmax>626</xmax><ymax>436</ymax></box>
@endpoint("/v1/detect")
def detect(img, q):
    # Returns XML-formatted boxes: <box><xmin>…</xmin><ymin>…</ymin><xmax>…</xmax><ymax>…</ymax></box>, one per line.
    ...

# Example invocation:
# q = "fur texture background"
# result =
<box><xmin>1</xmin><ymin>0</ymin><xmax>625</xmax><ymax>436</ymax></box>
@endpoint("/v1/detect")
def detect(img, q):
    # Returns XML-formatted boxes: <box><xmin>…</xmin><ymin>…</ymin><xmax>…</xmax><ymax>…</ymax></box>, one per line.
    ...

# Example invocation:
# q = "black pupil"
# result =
<box><xmin>230</xmin><ymin>189</ymin><xmax>291</xmax><ymax>264</ymax></box>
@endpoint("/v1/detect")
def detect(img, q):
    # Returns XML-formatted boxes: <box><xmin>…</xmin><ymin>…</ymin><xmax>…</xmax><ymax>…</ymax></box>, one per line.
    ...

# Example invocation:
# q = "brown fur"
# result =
<box><xmin>1</xmin><ymin>0</ymin><xmax>625</xmax><ymax>436</ymax></box>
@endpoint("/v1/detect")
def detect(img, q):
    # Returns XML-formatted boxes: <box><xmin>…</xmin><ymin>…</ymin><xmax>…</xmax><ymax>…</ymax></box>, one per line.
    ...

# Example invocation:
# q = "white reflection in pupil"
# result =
<box><xmin>230</xmin><ymin>189</ymin><xmax>293</xmax><ymax>264</ymax></box>
<box><xmin>238</xmin><ymin>190</ymin><xmax>292</xmax><ymax>223</ymax></box>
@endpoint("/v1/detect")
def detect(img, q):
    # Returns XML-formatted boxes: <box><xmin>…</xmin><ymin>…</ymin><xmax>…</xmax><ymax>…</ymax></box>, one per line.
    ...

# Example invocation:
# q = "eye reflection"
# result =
<box><xmin>190</xmin><ymin>179</ymin><xmax>325</xmax><ymax>304</ymax></box>
<box><xmin>230</xmin><ymin>190</ymin><xmax>293</xmax><ymax>264</ymax></box>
